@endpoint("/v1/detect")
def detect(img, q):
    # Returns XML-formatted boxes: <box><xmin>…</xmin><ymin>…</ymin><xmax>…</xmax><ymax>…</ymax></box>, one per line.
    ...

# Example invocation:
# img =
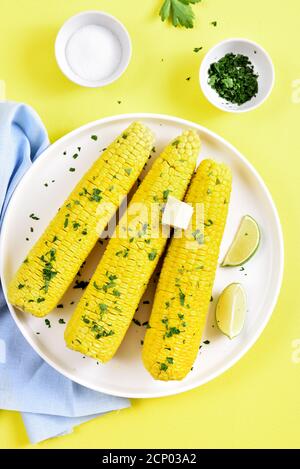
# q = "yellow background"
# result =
<box><xmin>0</xmin><ymin>0</ymin><xmax>299</xmax><ymax>449</ymax></box>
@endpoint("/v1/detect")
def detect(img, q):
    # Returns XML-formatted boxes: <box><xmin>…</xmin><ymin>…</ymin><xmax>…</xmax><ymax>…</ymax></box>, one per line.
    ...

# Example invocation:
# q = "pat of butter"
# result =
<box><xmin>162</xmin><ymin>196</ymin><xmax>194</xmax><ymax>230</ymax></box>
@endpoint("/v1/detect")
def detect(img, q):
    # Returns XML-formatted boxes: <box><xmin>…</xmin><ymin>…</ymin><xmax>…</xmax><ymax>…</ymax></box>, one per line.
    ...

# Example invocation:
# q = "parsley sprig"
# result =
<box><xmin>159</xmin><ymin>0</ymin><xmax>202</xmax><ymax>29</ymax></box>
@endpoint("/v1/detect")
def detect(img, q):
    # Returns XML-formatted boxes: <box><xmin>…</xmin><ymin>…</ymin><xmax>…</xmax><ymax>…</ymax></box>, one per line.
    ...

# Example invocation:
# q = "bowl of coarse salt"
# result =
<box><xmin>55</xmin><ymin>11</ymin><xmax>132</xmax><ymax>87</ymax></box>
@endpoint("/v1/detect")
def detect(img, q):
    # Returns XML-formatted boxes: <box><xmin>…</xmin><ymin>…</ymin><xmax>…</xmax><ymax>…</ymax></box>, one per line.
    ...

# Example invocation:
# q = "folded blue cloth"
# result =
<box><xmin>0</xmin><ymin>102</ymin><xmax>130</xmax><ymax>444</ymax></box>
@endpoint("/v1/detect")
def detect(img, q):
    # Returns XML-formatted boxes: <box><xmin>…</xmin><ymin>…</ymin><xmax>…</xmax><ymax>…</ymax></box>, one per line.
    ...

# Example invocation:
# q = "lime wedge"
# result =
<box><xmin>216</xmin><ymin>283</ymin><xmax>247</xmax><ymax>339</ymax></box>
<box><xmin>222</xmin><ymin>215</ymin><xmax>260</xmax><ymax>267</ymax></box>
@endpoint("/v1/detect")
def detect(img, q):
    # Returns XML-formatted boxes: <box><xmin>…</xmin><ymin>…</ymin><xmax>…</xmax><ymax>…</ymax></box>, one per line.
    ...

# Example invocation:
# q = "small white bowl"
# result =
<box><xmin>199</xmin><ymin>38</ymin><xmax>275</xmax><ymax>113</ymax></box>
<box><xmin>55</xmin><ymin>11</ymin><xmax>132</xmax><ymax>88</ymax></box>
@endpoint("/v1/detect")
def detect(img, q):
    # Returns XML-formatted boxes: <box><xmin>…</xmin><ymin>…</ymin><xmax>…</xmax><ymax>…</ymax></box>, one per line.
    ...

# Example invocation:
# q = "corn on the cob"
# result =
<box><xmin>65</xmin><ymin>130</ymin><xmax>201</xmax><ymax>362</ymax></box>
<box><xmin>8</xmin><ymin>122</ymin><xmax>154</xmax><ymax>317</ymax></box>
<box><xmin>142</xmin><ymin>159</ymin><xmax>232</xmax><ymax>381</ymax></box>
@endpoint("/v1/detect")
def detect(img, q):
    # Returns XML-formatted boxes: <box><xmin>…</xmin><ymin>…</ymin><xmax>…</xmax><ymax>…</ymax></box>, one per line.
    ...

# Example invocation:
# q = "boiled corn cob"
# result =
<box><xmin>8</xmin><ymin>122</ymin><xmax>154</xmax><ymax>317</ymax></box>
<box><xmin>142</xmin><ymin>159</ymin><xmax>232</xmax><ymax>381</ymax></box>
<box><xmin>65</xmin><ymin>130</ymin><xmax>201</xmax><ymax>362</ymax></box>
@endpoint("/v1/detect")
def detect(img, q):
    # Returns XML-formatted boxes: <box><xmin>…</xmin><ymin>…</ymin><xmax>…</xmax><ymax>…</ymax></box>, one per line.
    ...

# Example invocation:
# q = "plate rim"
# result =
<box><xmin>0</xmin><ymin>113</ymin><xmax>285</xmax><ymax>398</ymax></box>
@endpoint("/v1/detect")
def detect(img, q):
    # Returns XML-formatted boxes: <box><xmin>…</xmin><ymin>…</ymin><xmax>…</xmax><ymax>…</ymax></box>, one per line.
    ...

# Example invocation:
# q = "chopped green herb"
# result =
<box><xmin>179</xmin><ymin>289</ymin><xmax>185</xmax><ymax>306</ymax></box>
<box><xmin>160</xmin><ymin>362</ymin><xmax>168</xmax><ymax>371</ymax></box>
<box><xmin>91</xmin><ymin>135</ymin><xmax>98</xmax><ymax>141</ymax></box>
<box><xmin>186</xmin><ymin>76</ymin><xmax>191</xmax><ymax>81</ymax></box>
<box><xmin>89</xmin><ymin>188</ymin><xmax>102</xmax><ymax>202</ymax></box>
<box><xmin>192</xmin><ymin>229</ymin><xmax>204</xmax><ymax>245</ymax></box>
<box><xmin>163</xmin><ymin>189</ymin><xmax>171</xmax><ymax>201</ymax></box>
<box><xmin>73</xmin><ymin>153</ymin><xmax>79</xmax><ymax>159</ymax></box>
<box><xmin>99</xmin><ymin>303</ymin><xmax>108</xmax><ymax>313</ymax></box>
<box><xmin>112</xmin><ymin>289</ymin><xmax>121</xmax><ymax>297</ymax></box>
<box><xmin>29</xmin><ymin>213</ymin><xmax>39</xmax><ymax>221</ymax></box>
<box><xmin>165</xmin><ymin>327</ymin><xmax>180</xmax><ymax>338</ymax></box>
<box><xmin>82</xmin><ymin>315</ymin><xmax>90</xmax><ymax>324</ymax></box>
<box><xmin>204</xmin><ymin>219</ymin><xmax>213</xmax><ymax>227</ymax></box>
<box><xmin>58</xmin><ymin>318</ymin><xmax>66</xmax><ymax>324</ymax></box>
<box><xmin>194</xmin><ymin>47</ymin><xmax>203</xmax><ymax>53</ymax></box>
<box><xmin>57</xmin><ymin>304</ymin><xmax>64</xmax><ymax>308</ymax></box>
<box><xmin>203</xmin><ymin>340</ymin><xmax>210</xmax><ymax>345</ymax></box>
<box><xmin>45</xmin><ymin>319</ymin><xmax>51</xmax><ymax>328</ymax></box>
<box><xmin>166</xmin><ymin>357</ymin><xmax>174</xmax><ymax>364</ymax></box>
<box><xmin>73</xmin><ymin>280</ymin><xmax>89</xmax><ymax>290</ymax></box>
<box><xmin>148</xmin><ymin>250</ymin><xmax>157</xmax><ymax>261</ymax></box>
<box><xmin>18</xmin><ymin>283</ymin><xmax>25</xmax><ymax>289</ymax></box>
<box><xmin>132</xmin><ymin>318</ymin><xmax>141</xmax><ymax>326</ymax></box>
<box><xmin>69</xmin><ymin>167</ymin><xmax>75</xmax><ymax>172</ymax></box>
<box><xmin>211</xmin><ymin>20</ymin><xmax>217</xmax><ymax>27</ymax></box>
<box><xmin>208</xmin><ymin>53</ymin><xmax>259</xmax><ymax>106</ymax></box>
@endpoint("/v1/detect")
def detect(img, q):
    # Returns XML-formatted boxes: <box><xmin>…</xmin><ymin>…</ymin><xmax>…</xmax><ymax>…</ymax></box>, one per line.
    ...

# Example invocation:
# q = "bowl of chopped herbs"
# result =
<box><xmin>200</xmin><ymin>38</ymin><xmax>274</xmax><ymax>113</ymax></box>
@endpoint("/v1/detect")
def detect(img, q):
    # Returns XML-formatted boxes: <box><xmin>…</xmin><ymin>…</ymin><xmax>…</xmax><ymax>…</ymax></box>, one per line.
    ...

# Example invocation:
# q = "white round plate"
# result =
<box><xmin>0</xmin><ymin>114</ymin><xmax>284</xmax><ymax>398</ymax></box>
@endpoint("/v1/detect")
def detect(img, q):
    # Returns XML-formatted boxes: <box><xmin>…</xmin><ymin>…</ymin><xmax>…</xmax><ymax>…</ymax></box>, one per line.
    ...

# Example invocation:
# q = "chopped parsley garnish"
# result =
<box><xmin>89</xmin><ymin>188</ymin><xmax>102</xmax><ymax>202</ymax></box>
<box><xmin>58</xmin><ymin>318</ymin><xmax>66</xmax><ymax>324</ymax></box>
<box><xmin>29</xmin><ymin>213</ymin><xmax>39</xmax><ymax>220</ymax></box>
<box><xmin>102</xmin><ymin>273</ymin><xmax>117</xmax><ymax>292</ymax></box>
<box><xmin>132</xmin><ymin>318</ymin><xmax>141</xmax><ymax>326</ymax></box>
<box><xmin>165</xmin><ymin>327</ymin><xmax>181</xmax><ymax>338</ymax></box>
<box><xmin>148</xmin><ymin>250</ymin><xmax>157</xmax><ymax>261</ymax></box>
<box><xmin>18</xmin><ymin>283</ymin><xmax>25</xmax><ymax>289</ymax></box>
<box><xmin>99</xmin><ymin>303</ymin><xmax>108</xmax><ymax>314</ymax></box>
<box><xmin>91</xmin><ymin>135</ymin><xmax>98</xmax><ymax>141</ymax></box>
<box><xmin>208</xmin><ymin>53</ymin><xmax>259</xmax><ymax>106</ymax></box>
<box><xmin>73</xmin><ymin>153</ymin><xmax>79</xmax><ymax>159</ymax></box>
<box><xmin>73</xmin><ymin>222</ymin><xmax>80</xmax><ymax>231</ymax></box>
<box><xmin>194</xmin><ymin>47</ymin><xmax>203</xmax><ymax>53</ymax></box>
<box><xmin>40</xmin><ymin>248</ymin><xmax>57</xmax><ymax>293</ymax></box>
<box><xmin>45</xmin><ymin>319</ymin><xmax>51</xmax><ymax>328</ymax></box>
<box><xmin>166</xmin><ymin>357</ymin><xmax>174</xmax><ymax>364</ymax></box>
<box><xmin>36</xmin><ymin>297</ymin><xmax>45</xmax><ymax>303</ymax></box>
<box><xmin>82</xmin><ymin>315</ymin><xmax>90</xmax><ymax>324</ymax></box>
<box><xmin>179</xmin><ymin>289</ymin><xmax>185</xmax><ymax>306</ymax></box>
<box><xmin>211</xmin><ymin>20</ymin><xmax>217</xmax><ymax>27</ymax></box>
<box><xmin>91</xmin><ymin>323</ymin><xmax>114</xmax><ymax>339</ymax></box>
<box><xmin>112</xmin><ymin>289</ymin><xmax>121</xmax><ymax>297</ymax></box>
<box><xmin>163</xmin><ymin>189</ymin><xmax>171</xmax><ymax>201</ymax></box>
<box><xmin>73</xmin><ymin>280</ymin><xmax>89</xmax><ymax>289</ymax></box>
<box><xmin>160</xmin><ymin>363</ymin><xmax>168</xmax><ymax>371</ymax></box>
<box><xmin>204</xmin><ymin>219</ymin><xmax>213</xmax><ymax>227</ymax></box>
<box><xmin>192</xmin><ymin>229</ymin><xmax>204</xmax><ymax>245</ymax></box>
<box><xmin>69</xmin><ymin>167</ymin><xmax>75</xmax><ymax>172</ymax></box>
<box><xmin>186</xmin><ymin>76</ymin><xmax>191</xmax><ymax>81</ymax></box>
<box><xmin>203</xmin><ymin>340</ymin><xmax>210</xmax><ymax>345</ymax></box>
<box><xmin>57</xmin><ymin>304</ymin><xmax>64</xmax><ymax>308</ymax></box>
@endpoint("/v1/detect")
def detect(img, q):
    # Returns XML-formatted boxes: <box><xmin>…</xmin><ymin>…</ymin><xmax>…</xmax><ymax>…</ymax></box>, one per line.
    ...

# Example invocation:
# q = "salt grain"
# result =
<box><xmin>66</xmin><ymin>25</ymin><xmax>122</xmax><ymax>82</ymax></box>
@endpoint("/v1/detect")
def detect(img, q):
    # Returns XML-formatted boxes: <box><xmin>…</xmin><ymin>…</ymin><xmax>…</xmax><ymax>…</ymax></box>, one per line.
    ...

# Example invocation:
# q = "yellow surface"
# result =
<box><xmin>0</xmin><ymin>0</ymin><xmax>299</xmax><ymax>449</ymax></box>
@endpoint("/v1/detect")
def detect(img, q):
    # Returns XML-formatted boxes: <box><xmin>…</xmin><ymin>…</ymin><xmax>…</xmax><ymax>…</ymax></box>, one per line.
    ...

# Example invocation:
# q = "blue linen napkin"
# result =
<box><xmin>0</xmin><ymin>102</ymin><xmax>130</xmax><ymax>444</ymax></box>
